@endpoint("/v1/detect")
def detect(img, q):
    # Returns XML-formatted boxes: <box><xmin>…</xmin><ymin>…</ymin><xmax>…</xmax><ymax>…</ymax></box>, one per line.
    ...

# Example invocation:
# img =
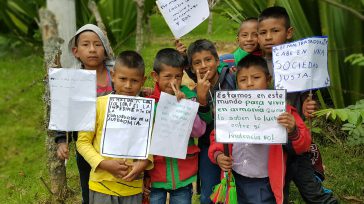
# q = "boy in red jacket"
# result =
<box><xmin>208</xmin><ymin>54</ymin><xmax>311</xmax><ymax>204</ymax></box>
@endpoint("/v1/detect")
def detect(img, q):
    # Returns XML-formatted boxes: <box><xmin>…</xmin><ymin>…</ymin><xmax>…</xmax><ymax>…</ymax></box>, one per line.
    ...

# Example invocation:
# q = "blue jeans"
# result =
<box><xmin>199</xmin><ymin>145</ymin><xmax>221</xmax><ymax>204</ymax></box>
<box><xmin>150</xmin><ymin>185</ymin><xmax>192</xmax><ymax>204</ymax></box>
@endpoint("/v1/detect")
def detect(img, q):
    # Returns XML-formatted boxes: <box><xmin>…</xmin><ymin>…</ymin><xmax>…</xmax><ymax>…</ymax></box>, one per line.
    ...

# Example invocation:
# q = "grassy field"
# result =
<box><xmin>0</xmin><ymin>13</ymin><xmax>363</xmax><ymax>203</ymax></box>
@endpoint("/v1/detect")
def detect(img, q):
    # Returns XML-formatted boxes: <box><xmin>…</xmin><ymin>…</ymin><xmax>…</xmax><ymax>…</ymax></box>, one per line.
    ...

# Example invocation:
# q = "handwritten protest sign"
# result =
<box><xmin>150</xmin><ymin>92</ymin><xmax>199</xmax><ymax>159</ymax></box>
<box><xmin>48</xmin><ymin>68</ymin><xmax>96</xmax><ymax>131</ymax></box>
<box><xmin>100</xmin><ymin>95</ymin><xmax>155</xmax><ymax>159</ymax></box>
<box><xmin>215</xmin><ymin>90</ymin><xmax>287</xmax><ymax>144</ymax></box>
<box><xmin>156</xmin><ymin>0</ymin><xmax>209</xmax><ymax>38</ymax></box>
<box><xmin>273</xmin><ymin>36</ymin><xmax>330</xmax><ymax>92</ymax></box>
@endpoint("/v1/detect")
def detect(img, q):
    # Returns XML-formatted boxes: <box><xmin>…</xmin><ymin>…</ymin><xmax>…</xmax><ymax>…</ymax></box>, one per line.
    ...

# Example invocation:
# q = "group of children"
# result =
<box><xmin>54</xmin><ymin>6</ymin><xmax>338</xmax><ymax>204</ymax></box>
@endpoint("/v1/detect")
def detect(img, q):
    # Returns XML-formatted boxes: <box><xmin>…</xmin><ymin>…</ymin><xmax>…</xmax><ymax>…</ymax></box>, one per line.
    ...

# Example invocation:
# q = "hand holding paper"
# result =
<box><xmin>277</xmin><ymin>112</ymin><xmax>296</xmax><ymax>134</ymax></box>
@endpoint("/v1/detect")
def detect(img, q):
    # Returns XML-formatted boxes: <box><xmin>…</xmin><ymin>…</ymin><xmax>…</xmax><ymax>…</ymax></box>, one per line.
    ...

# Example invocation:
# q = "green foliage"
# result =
<box><xmin>315</xmin><ymin>99</ymin><xmax>364</xmax><ymax>145</ymax></box>
<box><xmin>345</xmin><ymin>53</ymin><xmax>364</xmax><ymax>66</ymax></box>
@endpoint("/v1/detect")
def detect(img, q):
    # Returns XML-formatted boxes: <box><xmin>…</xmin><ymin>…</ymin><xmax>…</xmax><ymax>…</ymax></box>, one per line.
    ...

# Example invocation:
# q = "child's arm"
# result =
<box><xmin>278</xmin><ymin>106</ymin><xmax>311</xmax><ymax>155</ymax></box>
<box><xmin>190</xmin><ymin>114</ymin><xmax>206</xmax><ymax>138</ymax></box>
<box><xmin>76</xmin><ymin>131</ymin><xmax>129</xmax><ymax>178</ymax></box>
<box><xmin>208</xmin><ymin>130</ymin><xmax>232</xmax><ymax>171</ymax></box>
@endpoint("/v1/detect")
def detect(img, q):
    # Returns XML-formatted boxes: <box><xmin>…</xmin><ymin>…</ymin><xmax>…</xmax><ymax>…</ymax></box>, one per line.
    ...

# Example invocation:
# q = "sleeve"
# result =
<box><xmin>284</xmin><ymin>105</ymin><xmax>312</xmax><ymax>155</ymax></box>
<box><xmin>198</xmin><ymin>105</ymin><xmax>213</xmax><ymax>124</ymax></box>
<box><xmin>208</xmin><ymin>130</ymin><xmax>224</xmax><ymax>164</ymax></box>
<box><xmin>54</xmin><ymin>131</ymin><xmax>67</xmax><ymax>144</ymax></box>
<box><xmin>76</xmin><ymin>131</ymin><xmax>104</xmax><ymax>171</ymax></box>
<box><xmin>144</xmin><ymin>155</ymin><xmax>154</xmax><ymax>170</ymax></box>
<box><xmin>191</xmin><ymin>114</ymin><xmax>206</xmax><ymax>138</ymax></box>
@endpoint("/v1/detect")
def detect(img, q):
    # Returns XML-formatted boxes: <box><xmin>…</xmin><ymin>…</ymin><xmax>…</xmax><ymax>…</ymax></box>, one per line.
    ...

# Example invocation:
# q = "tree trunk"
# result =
<box><xmin>207</xmin><ymin>12</ymin><xmax>213</xmax><ymax>35</ymax></box>
<box><xmin>39</xmin><ymin>8</ymin><xmax>66</xmax><ymax>204</ymax></box>
<box><xmin>47</xmin><ymin>0</ymin><xmax>76</xmax><ymax>68</ymax></box>
<box><xmin>134</xmin><ymin>0</ymin><xmax>145</xmax><ymax>53</ymax></box>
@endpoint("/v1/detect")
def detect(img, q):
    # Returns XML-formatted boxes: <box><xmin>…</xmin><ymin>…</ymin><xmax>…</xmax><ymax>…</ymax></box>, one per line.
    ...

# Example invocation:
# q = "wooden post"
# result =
<box><xmin>39</xmin><ymin>8</ymin><xmax>67</xmax><ymax>203</ymax></box>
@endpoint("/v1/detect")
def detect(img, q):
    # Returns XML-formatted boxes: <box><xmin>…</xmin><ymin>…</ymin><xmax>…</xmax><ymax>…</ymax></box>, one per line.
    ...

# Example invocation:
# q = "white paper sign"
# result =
<box><xmin>150</xmin><ymin>92</ymin><xmax>199</xmax><ymax>159</ymax></box>
<box><xmin>48</xmin><ymin>68</ymin><xmax>96</xmax><ymax>131</ymax></box>
<box><xmin>273</xmin><ymin>36</ymin><xmax>330</xmax><ymax>92</ymax></box>
<box><xmin>215</xmin><ymin>90</ymin><xmax>287</xmax><ymax>144</ymax></box>
<box><xmin>100</xmin><ymin>95</ymin><xmax>155</xmax><ymax>159</ymax></box>
<box><xmin>156</xmin><ymin>0</ymin><xmax>210</xmax><ymax>38</ymax></box>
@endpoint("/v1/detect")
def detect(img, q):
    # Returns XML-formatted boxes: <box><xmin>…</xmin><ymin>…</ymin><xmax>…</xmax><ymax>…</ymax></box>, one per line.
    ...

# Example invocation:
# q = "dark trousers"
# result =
<box><xmin>76</xmin><ymin>150</ymin><xmax>91</xmax><ymax>204</ymax></box>
<box><xmin>284</xmin><ymin>153</ymin><xmax>338</xmax><ymax>204</ymax></box>
<box><xmin>233</xmin><ymin>171</ymin><xmax>276</xmax><ymax>204</ymax></box>
<box><xmin>198</xmin><ymin>145</ymin><xmax>221</xmax><ymax>204</ymax></box>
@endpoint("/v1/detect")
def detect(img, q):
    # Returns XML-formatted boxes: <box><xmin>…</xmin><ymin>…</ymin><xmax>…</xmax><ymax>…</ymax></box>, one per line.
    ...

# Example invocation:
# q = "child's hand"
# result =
<box><xmin>99</xmin><ymin>159</ymin><xmax>129</xmax><ymax>179</ymax></box>
<box><xmin>123</xmin><ymin>160</ymin><xmax>150</xmax><ymax>182</ymax></box>
<box><xmin>175</xmin><ymin>39</ymin><xmax>187</xmax><ymax>55</ymax></box>
<box><xmin>57</xmin><ymin>142</ymin><xmax>69</xmax><ymax>160</ymax></box>
<box><xmin>216</xmin><ymin>153</ymin><xmax>233</xmax><ymax>172</ymax></box>
<box><xmin>277</xmin><ymin>112</ymin><xmax>296</xmax><ymax>134</ymax></box>
<box><xmin>140</xmin><ymin>87</ymin><xmax>154</xmax><ymax>97</ymax></box>
<box><xmin>171</xmin><ymin>80</ymin><xmax>186</xmax><ymax>101</ymax></box>
<box><xmin>303</xmin><ymin>97</ymin><xmax>317</xmax><ymax>119</ymax></box>
<box><xmin>196</xmin><ymin>70</ymin><xmax>211</xmax><ymax>106</ymax></box>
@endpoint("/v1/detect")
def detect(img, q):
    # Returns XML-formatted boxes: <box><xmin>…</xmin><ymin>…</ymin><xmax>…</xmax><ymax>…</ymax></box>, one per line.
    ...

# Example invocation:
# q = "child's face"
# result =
<box><xmin>258</xmin><ymin>18</ymin><xmax>293</xmax><ymax>58</ymax></box>
<box><xmin>191</xmin><ymin>50</ymin><xmax>219</xmax><ymax>83</ymax></box>
<box><xmin>236</xmin><ymin>66</ymin><xmax>271</xmax><ymax>90</ymax></box>
<box><xmin>152</xmin><ymin>64</ymin><xmax>183</xmax><ymax>95</ymax></box>
<box><xmin>72</xmin><ymin>31</ymin><xmax>106</xmax><ymax>69</ymax></box>
<box><xmin>237</xmin><ymin>21</ymin><xmax>259</xmax><ymax>53</ymax></box>
<box><xmin>111</xmin><ymin>65</ymin><xmax>145</xmax><ymax>96</ymax></box>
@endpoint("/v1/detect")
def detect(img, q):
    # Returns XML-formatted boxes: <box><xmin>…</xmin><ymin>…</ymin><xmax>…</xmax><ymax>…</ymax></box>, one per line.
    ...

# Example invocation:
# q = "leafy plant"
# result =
<box><xmin>315</xmin><ymin>99</ymin><xmax>364</xmax><ymax>145</ymax></box>
<box><xmin>345</xmin><ymin>53</ymin><xmax>364</xmax><ymax>66</ymax></box>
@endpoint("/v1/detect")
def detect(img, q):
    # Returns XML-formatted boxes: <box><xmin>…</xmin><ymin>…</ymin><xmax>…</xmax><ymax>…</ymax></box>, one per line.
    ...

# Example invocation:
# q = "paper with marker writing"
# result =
<box><xmin>150</xmin><ymin>92</ymin><xmax>199</xmax><ymax>159</ymax></box>
<box><xmin>48</xmin><ymin>68</ymin><xmax>96</xmax><ymax>131</ymax></box>
<box><xmin>156</xmin><ymin>0</ymin><xmax>210</xmax><ymax>38</ymax></box>
<box><xmin>100</xmin><ymin>95</ymin><xmax>155</xmax><ymax>159</ymax></box>
<box><xmin>215</xmin><ymin>90</ymin><xmax>287</xmax><ymax>144</ymax></box>
<box><xmin>273</xmin><ymin>36</ymin><xmax>330</xmax><ymax>93</ymax></box>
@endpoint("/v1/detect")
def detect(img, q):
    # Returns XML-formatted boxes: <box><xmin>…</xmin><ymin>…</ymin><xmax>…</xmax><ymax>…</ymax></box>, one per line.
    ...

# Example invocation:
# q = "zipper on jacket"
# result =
<box><xmin>170</xmin><ymin>158</ymin><xmax>176</xmax><ymax>190</ymax></box>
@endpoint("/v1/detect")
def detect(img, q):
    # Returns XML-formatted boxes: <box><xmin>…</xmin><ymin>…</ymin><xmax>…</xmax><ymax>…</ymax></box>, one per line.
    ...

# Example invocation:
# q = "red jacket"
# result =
<box><xmin>208</xmin><ymin>105</ymin><xmax>311</xmax><ymax>204</ymax></box>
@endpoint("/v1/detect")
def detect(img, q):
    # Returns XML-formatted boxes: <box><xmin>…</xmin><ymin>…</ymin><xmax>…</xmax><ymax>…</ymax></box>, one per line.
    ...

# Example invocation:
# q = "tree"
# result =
<box><xmin>207</xmin><ymin>0</ymin><xmax>220</xmax><ymax>35</ymax></box>
<box><xmin>47</xmin><ymin>0</ymin><xmax>76</xmax><ymax>68</ymax></box>
<box><xmin>39</xmin><ymin>8</ymin><xmax>66</xmax><ymax>203</ymax></box>
<box><xmin>134</xmin><ymin>0</ymin><xmax>145</xmax><ymax>53</ymax></box>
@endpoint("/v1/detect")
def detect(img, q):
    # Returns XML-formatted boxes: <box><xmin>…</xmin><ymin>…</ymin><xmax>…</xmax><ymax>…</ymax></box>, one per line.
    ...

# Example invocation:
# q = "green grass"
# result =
<box><xmin>0</xmin><ymin>13</ymin><xmax>363</xmax><ymax>204</ymax></box>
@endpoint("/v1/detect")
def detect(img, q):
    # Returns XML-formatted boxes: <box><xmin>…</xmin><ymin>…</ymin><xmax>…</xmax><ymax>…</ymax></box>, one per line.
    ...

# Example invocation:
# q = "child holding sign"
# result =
<box><xmin>208</xmin><ymin>54</ymin><xmax>311</xmax><ymax>204</ymax></box>
<box><xmin>146</xmin><ymin>48</ymin><xmax>206</xmax><ymax>204</ymax></box>
<box><xmin>54</xmin><ymin>24</ymin><xmax>114</xmax><ymax>203</ymax></box>
<box><xmin>183</xmin><ymin>39</ymin><xmax>236</xmax><ymax>204</ymax></box>
<box><xmin>258</xmin><ymin>6</ymin><xmax>338</xmax><ymax>203</ymax></box>
<box><xmin>76</xmin><ymin>51</ymin><xmax>153</xmax><ymax>204</ymax></box>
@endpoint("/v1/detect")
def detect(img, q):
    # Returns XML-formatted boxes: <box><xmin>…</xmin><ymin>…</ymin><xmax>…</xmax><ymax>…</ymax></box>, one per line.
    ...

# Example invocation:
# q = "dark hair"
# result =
<box><xmin>153</xmin><ymin>48</ymin><xmax>186</xmax><ymax>74</ymax></box>
<box><xmin>114</xmin><ymin>51</ymin><xmax>145</xmax><ymax>74</ymax></box>
<box><xmin>258</xmin><ymin>6</ymin><xmax>291</xmax><ymax>29</ymax></box>
<box><xmin>186</xmin><ymin>39</ymin><xmax>218</xmax><ymax>66</ymax></box>
<box><xmin>237</xmin><ymin>54</ymin><xmax>270</xmax><ymax>77</ymax></box>
<box><xmin>237</xmin><ymin>17</ymin><xmax>258</xmax><ymax>35</ymax></box>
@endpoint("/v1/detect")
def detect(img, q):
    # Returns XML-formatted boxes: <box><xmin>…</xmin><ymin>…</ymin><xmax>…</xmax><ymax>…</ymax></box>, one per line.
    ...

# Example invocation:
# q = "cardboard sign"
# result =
<box><xmin>156</xmin><ymin>0</ymin><xmax>209</xmax><ymax>38</ymax></box>
<box><xmin>48</xmin><ymin>68</ymin><xmax>96</xmax><ymax>131</ymax></box>
<box><xmin>100</xmin><ymin>95</ymin><xmax>155</xmax><ymax>159</ymax></box>
<box><xmin>273</xmin><ymin>36</ymin><xmax>330</xmax><ymax>92</ymax></box>
<box><xmin>150</xmin><ymin>92</ymin><xmax>199</xmax><ymax>159</ymax></box>
<box><xmin>215</xmin><ymin>90</ymin><xmax>287</xmax><ymax>144</ymax></box>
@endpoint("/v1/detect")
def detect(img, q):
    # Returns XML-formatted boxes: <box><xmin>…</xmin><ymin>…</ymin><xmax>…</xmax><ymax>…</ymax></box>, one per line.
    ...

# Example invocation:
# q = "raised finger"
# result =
<box><xmin>202</xmin><ymin>71</ymin><xmax>210</xmax><ymax>81</ymax></box>
<box><xmin>196</xmin><ymin>70</ymin><xmax>202</xmax><ymax>81</ymax></box>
